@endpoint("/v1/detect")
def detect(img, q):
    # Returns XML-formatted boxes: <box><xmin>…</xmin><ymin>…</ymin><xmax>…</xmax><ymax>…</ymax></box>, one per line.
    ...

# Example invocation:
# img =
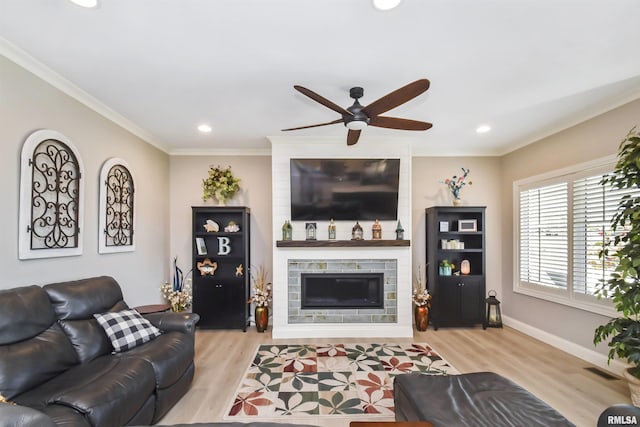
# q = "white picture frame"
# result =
<box><xmin>196</xmin><ymin>237</ymin><xmax>208</xmax><ymax>255</ymax></box>
<box><xmin>458</xmin><ymin>219</ymin><xmax>477</xmax><ymax>232</ymax></box>
<box><xmin>439</xmin><ymin>221</ymin><xmax>449</xmax><ymax>232</ymax></box>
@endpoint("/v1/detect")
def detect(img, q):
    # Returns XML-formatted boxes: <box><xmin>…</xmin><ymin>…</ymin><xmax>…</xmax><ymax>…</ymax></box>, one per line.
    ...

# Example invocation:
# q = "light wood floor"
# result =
<box><xmin>158</xmin><ymin>326</ymin><xmax>630</xmax><ymax>427</ymax></box>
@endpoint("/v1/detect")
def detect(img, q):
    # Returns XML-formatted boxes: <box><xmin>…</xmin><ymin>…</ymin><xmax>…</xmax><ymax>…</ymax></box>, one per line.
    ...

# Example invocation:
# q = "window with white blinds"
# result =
<box><xmin>573</xmin><ymin>174</ymin><xmax>634</xmax><ymax>297</ymax></box>
<box><xmin>519</xmin><ymin>182</ymin><xmax>568</xmax><ymax>290</ymax></box>
<box><xmin>514</xmin><ymin>156</ymin><xmax>631</xmax><ymax>316</ymax></box>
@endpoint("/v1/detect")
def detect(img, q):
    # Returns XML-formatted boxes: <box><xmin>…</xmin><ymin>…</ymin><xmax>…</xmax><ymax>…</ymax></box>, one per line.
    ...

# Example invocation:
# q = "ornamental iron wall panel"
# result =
<box><xmin>29</xmin><ymin>138</ymin><xmax>81</xmax><ymax>250</ymax></box>
<box><xmin>19</xmin><ymin>130</ymin><xmax>85</xmax><ymax>259</ymax></box>
<box><xmin>104</xmin><ymin>164</ymin><xmax>134</xmax><ymax>247</ymax></box>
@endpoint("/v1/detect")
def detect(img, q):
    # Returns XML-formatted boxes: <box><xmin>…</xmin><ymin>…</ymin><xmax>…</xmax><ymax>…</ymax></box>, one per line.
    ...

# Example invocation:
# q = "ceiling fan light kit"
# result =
<box><xmin>282</xmin><ymin>79</ymin><xmax>432</xmax><ymax>146</ymax></box>
<box><xmin>346</xmin><ymin>120</ymin><xmax>368</xmax><ymax>131</ymax></box>
<box><xmin>373</xmin><ymin>0</ymin><xmax>403</xmax><ymax>11</ymax></box>
<box><xmin>69</xmin><ymin>0</ymin><xmax>98</xmax><ymax>8</ymax></box>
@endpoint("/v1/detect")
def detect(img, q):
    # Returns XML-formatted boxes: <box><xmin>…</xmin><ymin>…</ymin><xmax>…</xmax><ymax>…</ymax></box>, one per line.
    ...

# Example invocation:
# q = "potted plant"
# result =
<box><xmin>594</xmin><ymin>127</ymin><xmax>640</xmax><ymax>404</ymax></box>
<box><xmin>161</xmin><ymin>257</ymin><xmax>192</xmax><ymax>312</ymax></box>
<box><xmin>202</xmin><ymin>165</ymin><xmax>241</xmax><ymax>205</ymax></box>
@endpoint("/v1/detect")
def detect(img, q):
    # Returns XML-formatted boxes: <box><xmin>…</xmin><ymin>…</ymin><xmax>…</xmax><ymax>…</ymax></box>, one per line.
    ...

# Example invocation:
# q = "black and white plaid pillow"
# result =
<box><xmin>93</xmin><ymin>309</ymin><xmax>162</xmax><ymax>352</ymax></box>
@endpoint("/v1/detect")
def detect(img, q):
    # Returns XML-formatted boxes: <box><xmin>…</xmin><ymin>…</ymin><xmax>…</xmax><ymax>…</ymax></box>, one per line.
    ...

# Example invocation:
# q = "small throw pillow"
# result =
<box><xmin>93</xmin><ymin>309</ymin><xmax>161</xmax><ymax>352</ymax></box>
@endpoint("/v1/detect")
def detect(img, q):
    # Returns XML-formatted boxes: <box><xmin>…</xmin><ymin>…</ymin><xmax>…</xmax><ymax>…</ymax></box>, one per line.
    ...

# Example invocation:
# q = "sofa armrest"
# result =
<box><xmin>0</xmin><ymin>404</ymin><xmax>58</xmax><ymax>427</ymax></box>
<box><xmin>144</xmin><ymin>312</ymin><xmax>200</xmax><ymax>334</ymax></box>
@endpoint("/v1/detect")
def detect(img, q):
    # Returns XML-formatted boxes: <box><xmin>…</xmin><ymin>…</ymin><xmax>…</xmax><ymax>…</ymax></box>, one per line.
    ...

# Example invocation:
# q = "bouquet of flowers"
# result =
<box><xmin>161</xmin><ymin>257</ymin><xmax>192</xmax><ymax>312</ymax></box>
<box><xmin>248</xmin><ymin>265</ymin><xmax>272</xmax><ymax>307</ymax></box>
<box><xmin>441</xmin><ymin>167</ymin><xmax>472</xmax><ymax>200</ymax></box>
<box><xmin>161</xmin><ymin>281</ymin><xmax>192</xmax><ymax>312</ymax></box>
<box><xmin>202</xmin><ymin>165</ymin><xmax>241</xmax><ymax>204</ymax></box>
<box><xmin>412</xmin><ymin>265</ymin><xmax>432</xmax><ymax>307</ymax></box>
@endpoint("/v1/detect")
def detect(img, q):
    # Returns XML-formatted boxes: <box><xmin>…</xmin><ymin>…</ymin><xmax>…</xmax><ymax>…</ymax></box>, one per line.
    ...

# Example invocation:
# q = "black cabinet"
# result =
<box><xmin>426</xmin><ymin>206</ymin><xmax>486</xmax><ymax>330</ymax></box>
<box><xmin>191</xmin><ymin>206</ymin><xmax>250</xmax><ymax>330</ymax></box>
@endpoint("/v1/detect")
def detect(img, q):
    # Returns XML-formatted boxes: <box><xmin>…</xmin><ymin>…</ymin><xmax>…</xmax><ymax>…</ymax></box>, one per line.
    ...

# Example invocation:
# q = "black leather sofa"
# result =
<box><xmin>0</xmin><ymin>403</ymin><xmax>319</xmax><ymax>427</ymax></box>
<box><xmin>0</xmin><ymin>276</ymin><xmax>200</xmax><ymax>427</ymax></box>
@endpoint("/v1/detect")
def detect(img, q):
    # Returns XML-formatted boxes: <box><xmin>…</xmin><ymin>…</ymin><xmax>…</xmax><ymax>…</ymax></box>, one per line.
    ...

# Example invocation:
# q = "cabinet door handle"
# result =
<box><xmin>459</xmin><ymin>282</ymin><xmax>464</xmax><ymax>287</ymax></box>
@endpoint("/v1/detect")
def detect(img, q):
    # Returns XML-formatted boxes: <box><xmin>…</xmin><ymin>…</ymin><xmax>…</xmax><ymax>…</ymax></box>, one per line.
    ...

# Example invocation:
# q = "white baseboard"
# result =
<box><xmin>503</xmin><ymin>315</ymin><xmax>628</xmax><ymax>377</ymax></box>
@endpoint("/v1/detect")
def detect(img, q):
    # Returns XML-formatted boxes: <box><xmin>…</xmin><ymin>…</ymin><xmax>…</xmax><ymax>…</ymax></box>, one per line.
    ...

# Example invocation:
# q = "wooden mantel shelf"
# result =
<box><xmin>276</xmin><ymin>239</ymin><xmax>410</xmax><ymax>248</ymax></box>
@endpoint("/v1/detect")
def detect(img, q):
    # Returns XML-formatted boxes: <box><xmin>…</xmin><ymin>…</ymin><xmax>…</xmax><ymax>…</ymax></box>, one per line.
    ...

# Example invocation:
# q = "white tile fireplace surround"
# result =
<box><xmin>288</xmin><ymin>258</ymin><xmax>398</xmax><ymax>324</ymax></box>
<box><xmin>269</xmin><ymin>137</ymin><xmax>413</xmax><ymax>338</ymax></box>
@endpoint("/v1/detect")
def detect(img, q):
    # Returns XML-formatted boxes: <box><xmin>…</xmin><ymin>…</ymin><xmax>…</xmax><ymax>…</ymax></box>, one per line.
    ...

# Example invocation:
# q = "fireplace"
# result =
<box><xmin>301</xmin><ymin>273</ymin><xmax>384</xmax><ymax>309</ymax></box>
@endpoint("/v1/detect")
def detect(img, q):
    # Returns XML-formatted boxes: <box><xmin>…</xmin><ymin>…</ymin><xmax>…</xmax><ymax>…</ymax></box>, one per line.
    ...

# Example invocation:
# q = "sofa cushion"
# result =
<box><xmin>94</xmin><ymin>309</ymin><xmax>162</xmax><ymax>352</ymax></box>
<box><xmin>0</xmin><ymin>285</ymin><xmax>55</xmax><ymax>344</ymax></box>
<box><xmin>15</xmin><ymin>356</ymin><xmax>156</xmax><ymax>427</ymax></box>
<box><xmin>0</xmin><ymin>286</ymin><xmax>78</xmax><ymax>399</ymax></box>
<box><xmin>45</xmin><ymin>276</ymin><xmax>127</xmax><ymax>320</ymax></box>
<box><xmin>57</xmin><ymin>318</ymin><xmax>113</xmax><ymax>363</ymax></box>
<box><xmin>45</xmin><ymin>276</ymin><xmax>130</xmax><ymax>361</ymax></box>
<box><xmin>119</xmin><ymin>331</ymin><xmax>194</xmax><ymax>388</ymax></box>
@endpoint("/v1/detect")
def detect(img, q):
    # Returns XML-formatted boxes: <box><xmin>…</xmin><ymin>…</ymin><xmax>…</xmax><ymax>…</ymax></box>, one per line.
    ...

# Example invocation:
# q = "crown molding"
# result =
<box><xmin>0</xmin><ymin>36</ymin><xmax>169</xmax><ymax>153</ymax></box>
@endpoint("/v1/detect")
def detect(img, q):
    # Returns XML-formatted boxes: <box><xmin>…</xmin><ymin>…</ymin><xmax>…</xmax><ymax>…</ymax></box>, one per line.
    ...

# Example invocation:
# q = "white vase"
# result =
<box><xmin>623</xmin><ymin>368</ymin><xmax>640</xmax><ymax>406</ymax></box>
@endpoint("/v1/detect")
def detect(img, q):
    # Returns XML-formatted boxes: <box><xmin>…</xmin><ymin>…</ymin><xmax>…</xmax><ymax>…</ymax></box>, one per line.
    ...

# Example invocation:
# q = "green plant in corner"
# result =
<box><xmin>593</xmin><ymin>127</ymin><xmax>640</xmax><ymax>387</ymax></box>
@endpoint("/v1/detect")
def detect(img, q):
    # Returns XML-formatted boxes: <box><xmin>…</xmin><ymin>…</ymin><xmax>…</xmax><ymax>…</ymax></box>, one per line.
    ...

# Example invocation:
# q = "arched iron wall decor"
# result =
<box><xmin>98</xmin><ymin>158</ymin><xmax>135</xmax><ymax>253</ymax></box>
<box><xmin>19</xmin><ymin>130</ymin><xmax>85</xmax><ymax>259</ymax></box>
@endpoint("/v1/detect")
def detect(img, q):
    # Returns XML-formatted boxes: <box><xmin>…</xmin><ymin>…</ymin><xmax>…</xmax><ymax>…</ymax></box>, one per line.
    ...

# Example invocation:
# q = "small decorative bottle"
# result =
<box><xmin>395</xmin><ymin>220</ymin><xmax>404</xmax><ymax>240</ymax></box>
<box><xmin>328</xmin><ymin>218</ymin><xmax>336</xmax><ymax>240</ymax></box>
<box><xmin>282</xmin><ymin>220</ymin><xmax>292</xmax><ymax>241</ymax></box>
<box><xmin>372</xmin><ymin>219</ymin><xmax>382</xmax><ymax>240</ymax></box>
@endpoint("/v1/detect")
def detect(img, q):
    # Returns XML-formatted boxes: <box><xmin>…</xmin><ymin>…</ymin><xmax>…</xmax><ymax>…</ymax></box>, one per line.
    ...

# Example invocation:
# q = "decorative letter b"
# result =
<box><xmin>217</xmin><ymin>237</ymin><xmax>231</xmax><ymax>255</ymax></box>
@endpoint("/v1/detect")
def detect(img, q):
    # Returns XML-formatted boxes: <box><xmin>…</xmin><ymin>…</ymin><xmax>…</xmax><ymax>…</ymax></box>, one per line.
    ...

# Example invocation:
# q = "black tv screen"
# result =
<box><xmin>290</xmin><ymin>158</ymin><xmax>400</xmax><ymax>221</ymax></box>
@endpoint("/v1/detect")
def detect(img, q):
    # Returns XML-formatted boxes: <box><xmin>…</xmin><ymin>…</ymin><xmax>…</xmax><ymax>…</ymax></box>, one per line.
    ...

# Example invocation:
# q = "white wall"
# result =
<box><xmin>0</xmin><ymin>55</ymin><xmax>170</xmax><ymax>306</ymax></box>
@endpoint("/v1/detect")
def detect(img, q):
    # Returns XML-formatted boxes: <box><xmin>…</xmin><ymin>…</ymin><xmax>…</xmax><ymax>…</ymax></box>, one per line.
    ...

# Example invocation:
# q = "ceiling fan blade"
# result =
<box><xmin>369</xmin><ymin>116</ymin><xmax>433</xmax><ymax>131</ymax></box>
<box><xmin>347</xmin><ymin>129</ymin><xmax>361</xmax><ymax>146</ymax></box>
<box><xmin>282</xmin><ymin>119</ymin><xmax>343</xmax><ymax>131</ymax></box>
<box><xmin>294</xmin><ymin>85</ymin><xmax>353</xmax><ymax>117</ymax></box>
<box><xmin>363</xmin><ymin>79</ymin><xmax>430</xmax><ymax>117</ymax></box>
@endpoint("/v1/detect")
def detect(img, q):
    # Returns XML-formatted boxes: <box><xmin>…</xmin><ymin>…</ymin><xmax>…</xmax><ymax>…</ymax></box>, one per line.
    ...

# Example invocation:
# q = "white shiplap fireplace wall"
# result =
<box><xmin>269</xmin><ymin>136</ymin><xmax>413</xmax><ymax>339</ymax></box>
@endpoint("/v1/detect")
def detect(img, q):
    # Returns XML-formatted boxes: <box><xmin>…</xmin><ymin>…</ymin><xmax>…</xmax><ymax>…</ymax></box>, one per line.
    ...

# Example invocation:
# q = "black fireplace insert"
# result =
<box><xmin>301</xmin><ymin>273</ymin><xmax>384</xmax><ymax>309</ymax></box>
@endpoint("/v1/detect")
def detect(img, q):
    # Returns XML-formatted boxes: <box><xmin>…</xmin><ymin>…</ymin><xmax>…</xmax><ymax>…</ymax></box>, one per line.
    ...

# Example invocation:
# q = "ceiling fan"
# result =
<box><xmin>282</xmin><ymin>79</ymin><xmax>432</xmax><ymax>146</ymax></box>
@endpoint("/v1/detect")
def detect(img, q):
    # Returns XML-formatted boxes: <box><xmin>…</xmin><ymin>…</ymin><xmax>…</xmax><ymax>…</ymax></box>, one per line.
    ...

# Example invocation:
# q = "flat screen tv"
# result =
<box><xmin>290</xmin><ymin>158</ymin><xmax>400</xmax><ymax>221</ymax></box>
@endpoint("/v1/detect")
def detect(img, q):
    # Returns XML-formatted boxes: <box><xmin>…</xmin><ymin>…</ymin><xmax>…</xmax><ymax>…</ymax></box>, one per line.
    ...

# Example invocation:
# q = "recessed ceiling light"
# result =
<box><xmin>476</xmin><ymin>125</ymin><xmax>491</xmax><ymax>134</ymax></box>
<box><xmin>69</xmin><ymin>0</ymin><xmax>98</xmax><ymax>8</ymax></box>
<box><xmin>373</xmin><ymin>0</ymin><xmax>402</xmax><ymax>11</ymax></box>
<box><xmin>197</xmin><ymin>124</ymin><xmax>212</xmax><ymax>133</ymax></box>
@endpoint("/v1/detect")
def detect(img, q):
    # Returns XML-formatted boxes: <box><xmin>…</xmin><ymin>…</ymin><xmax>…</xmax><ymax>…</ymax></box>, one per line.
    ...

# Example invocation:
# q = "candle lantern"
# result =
<box><xmin>352</xmin><ymin>221</ymin><xmax>363</xmax><ymax>240</ymax></box>
<box><xmin>372</xmin><ymin>219</ymin><xmax>382</xmax><ymax>240</ymax></box>
<box><xmin>485</xmin><ymin>290</ymin><xmax>502</xmax><ymax>328</ymax></box>
<box><xmin>282</xmin><ymin>220</ymin><xmax>292</xmax><ymax>241</ymax></box>
<box><xmin>395</xmin><ymin>221</ymin><xmax>404</xmax><ymax>240</ymax></box>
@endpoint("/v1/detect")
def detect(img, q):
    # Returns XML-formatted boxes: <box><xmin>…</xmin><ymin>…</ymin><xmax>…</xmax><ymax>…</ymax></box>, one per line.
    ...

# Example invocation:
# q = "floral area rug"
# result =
<box><xmin>224</xmin><ymin>342</ymin><xmax>458</xmax><ymax>420</ymax></box>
